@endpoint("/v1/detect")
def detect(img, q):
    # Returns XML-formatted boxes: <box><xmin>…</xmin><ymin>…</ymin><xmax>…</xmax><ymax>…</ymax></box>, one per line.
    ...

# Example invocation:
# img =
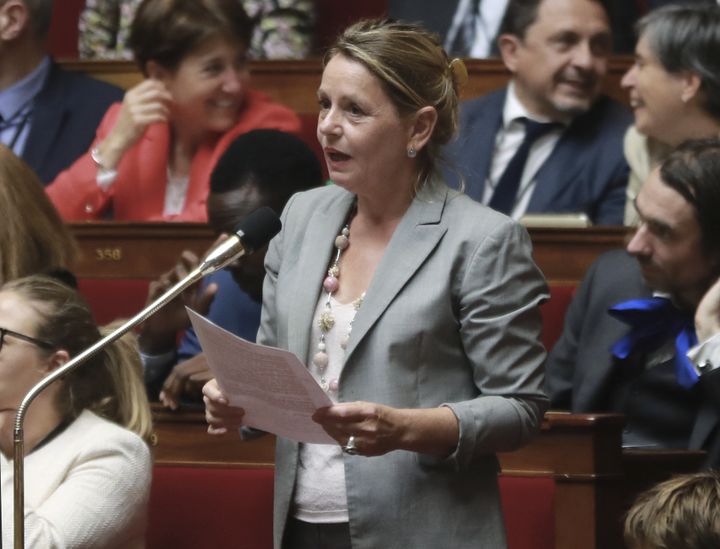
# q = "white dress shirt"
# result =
<box><xmin>482</xmin><ymin>83</ymin><xmax>566</xmax><ymax>220</ymax></box>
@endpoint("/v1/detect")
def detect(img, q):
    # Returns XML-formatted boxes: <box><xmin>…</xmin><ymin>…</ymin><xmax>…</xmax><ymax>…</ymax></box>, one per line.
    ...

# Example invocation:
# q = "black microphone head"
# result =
<box><xmin>234</xmin><ymin>207</ymin><xmax>282</xmax><ymax>253</ymax></box>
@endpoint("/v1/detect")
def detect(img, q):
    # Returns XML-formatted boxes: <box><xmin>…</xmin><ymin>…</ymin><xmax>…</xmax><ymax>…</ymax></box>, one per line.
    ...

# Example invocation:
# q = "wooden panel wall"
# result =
<box><xmin>69</xmin><ymin>223</ymin><xmax>628</xmax><ymax>285</ymax></box>
<box><xmin>61</xmin><ymin>56</ymin><xmax>633</xmax><ymax>119</ymax></box>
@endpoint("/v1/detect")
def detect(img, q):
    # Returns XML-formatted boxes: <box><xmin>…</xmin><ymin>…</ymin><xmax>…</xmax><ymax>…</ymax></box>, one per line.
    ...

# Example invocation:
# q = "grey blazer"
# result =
<box><xmin>258</xmin><ymin>184</ymin><xmax>549</xmax><ymax>549</ymax></box>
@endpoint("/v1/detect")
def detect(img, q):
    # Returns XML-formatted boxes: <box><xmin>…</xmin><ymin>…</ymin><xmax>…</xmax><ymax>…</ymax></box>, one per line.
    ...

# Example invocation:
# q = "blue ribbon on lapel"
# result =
<box><xmin>609</xmin><ymin>297</ymin><xmax>699</xmax><ymax>389</ymax></box>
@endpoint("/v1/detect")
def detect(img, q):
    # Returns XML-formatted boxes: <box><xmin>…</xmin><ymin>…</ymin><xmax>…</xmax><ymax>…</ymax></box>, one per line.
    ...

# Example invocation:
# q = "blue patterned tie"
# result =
<box><xmin>609</xmin><ymin>297</ymin><xmax>699</xmax><ymax>389</ymax></box>
<box><xmin>488</xmin><ymin>118</ymin><xmax>559</xmax><ymax>215</ymax></box>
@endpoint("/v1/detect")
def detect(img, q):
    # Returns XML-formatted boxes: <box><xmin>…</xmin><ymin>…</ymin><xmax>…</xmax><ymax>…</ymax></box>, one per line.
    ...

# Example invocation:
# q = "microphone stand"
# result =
<box><xmin>11</xmin><ymin>232</ymin><xmax>249</xmax><ymax>549</ymax></box>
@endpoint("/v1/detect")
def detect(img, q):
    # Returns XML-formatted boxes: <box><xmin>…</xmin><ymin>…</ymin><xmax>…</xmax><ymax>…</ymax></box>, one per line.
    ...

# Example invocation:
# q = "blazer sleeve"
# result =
<box><xmin>45</xmin><ymin>104</ymin><xmax>122</xmax><ymax>220</ymax></box>
<box><xmin>443</xmin><ymin>220</ymin><xmax>549</xmax><ymax>469</ymax></box>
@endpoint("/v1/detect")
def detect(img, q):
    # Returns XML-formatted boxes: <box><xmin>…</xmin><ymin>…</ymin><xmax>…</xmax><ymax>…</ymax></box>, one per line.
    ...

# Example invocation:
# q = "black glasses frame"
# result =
<box><xmin>0</xmin><ymin>327</ymin><xmax>54</xmax><ymax>352</ymax></box>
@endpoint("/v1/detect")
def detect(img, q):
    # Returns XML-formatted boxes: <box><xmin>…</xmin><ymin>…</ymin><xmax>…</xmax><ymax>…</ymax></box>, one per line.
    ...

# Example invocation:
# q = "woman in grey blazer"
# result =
<box><xmin>204</xmin><ymin>19</ymin><xmax>549</xmax><ymax>549</ymax></box>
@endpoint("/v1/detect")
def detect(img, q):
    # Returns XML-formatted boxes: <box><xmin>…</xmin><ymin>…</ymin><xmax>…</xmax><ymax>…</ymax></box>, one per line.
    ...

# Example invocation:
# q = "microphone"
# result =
<box><xmin>11</xmin><ymin>207</ymin><xmax>281</xmax><ymax>549</ymax></box>
<box><xmin>199</xmin><ymin>206</ymin><xmax>282</xmax><ymax>274</ymax></box>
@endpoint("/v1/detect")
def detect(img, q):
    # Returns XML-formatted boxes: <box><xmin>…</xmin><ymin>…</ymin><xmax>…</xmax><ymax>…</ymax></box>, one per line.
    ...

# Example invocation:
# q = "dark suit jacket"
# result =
<box><xmin>22</xmin><ymin>60</ymin><xmax>124</xmax><ymax>184</ymax></box>
<box><xmin>546</xmin><ymin>250</ymin><xmax>720</xmax><ymax>467</ymax></box>
<box><xmin>447</xmin><ymin>88</ymin><xmax>632</xmax><ymax>225</ymax></box>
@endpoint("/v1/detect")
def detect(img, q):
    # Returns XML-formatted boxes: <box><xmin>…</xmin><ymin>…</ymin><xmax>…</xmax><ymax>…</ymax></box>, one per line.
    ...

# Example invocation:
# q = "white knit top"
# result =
<box><xmin>1</xmin><ymin>409</ymin><xmax>152</xmax><ymax>548</ymax></box>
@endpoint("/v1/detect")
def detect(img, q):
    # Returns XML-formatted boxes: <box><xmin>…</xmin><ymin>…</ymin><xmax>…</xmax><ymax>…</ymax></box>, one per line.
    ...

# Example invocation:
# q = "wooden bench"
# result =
<box><xmin>69</xmin><ymin>223</ymin><xmax>628</xmax><ymax>347</ymax></box>
<box><xmin>69</xmin><ymin>223</ymin><xmax>628</xmax><ymax>283</ymax></box>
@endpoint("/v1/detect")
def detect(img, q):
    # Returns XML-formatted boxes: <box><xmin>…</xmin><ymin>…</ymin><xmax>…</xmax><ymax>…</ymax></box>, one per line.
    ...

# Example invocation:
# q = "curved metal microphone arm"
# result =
<box><xmin>12</xmin><ymin>259</ymin><xmax>213</xmax><ymax>548</ymax></box>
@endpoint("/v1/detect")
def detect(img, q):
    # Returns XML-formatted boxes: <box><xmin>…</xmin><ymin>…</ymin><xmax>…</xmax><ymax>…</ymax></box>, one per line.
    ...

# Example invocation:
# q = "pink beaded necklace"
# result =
<box><xmin>312</xmin><ymin>210</ymin><xmax>365</xmax><ymax>393</ymax></box>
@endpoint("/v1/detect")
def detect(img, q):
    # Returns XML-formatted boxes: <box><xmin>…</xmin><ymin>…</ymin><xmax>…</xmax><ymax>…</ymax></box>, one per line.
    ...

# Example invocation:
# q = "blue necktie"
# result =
<box><xmin>609</xmin><ymin>297</ymin><xmax>699</xmax><ymax>389</ymax></box>
<box><xmin>488</xmin><ymin>118</ymin><xmax>559</xmax><ymax>215</ymax></box>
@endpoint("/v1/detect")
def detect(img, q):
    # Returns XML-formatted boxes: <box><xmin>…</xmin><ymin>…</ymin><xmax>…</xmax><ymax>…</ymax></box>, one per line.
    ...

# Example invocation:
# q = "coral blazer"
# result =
<box><xmin>46</xmin><ymin>89</ymin><xmax>301</xmax><ymax>222</ymax></box>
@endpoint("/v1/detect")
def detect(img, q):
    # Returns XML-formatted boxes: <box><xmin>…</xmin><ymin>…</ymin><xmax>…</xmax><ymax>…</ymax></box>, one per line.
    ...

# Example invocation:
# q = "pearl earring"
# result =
<box><xmin>407</xmin><ymin>146</ymin><xmax>417</xmax><ymax>158</ymax></box>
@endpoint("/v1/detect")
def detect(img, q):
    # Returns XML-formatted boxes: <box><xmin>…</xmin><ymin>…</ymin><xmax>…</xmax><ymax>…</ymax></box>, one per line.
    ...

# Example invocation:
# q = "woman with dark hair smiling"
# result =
<box><xmin>48</xmin><ymin>0</ymin><xmax>299</xmax><ymax>222</ymax></box>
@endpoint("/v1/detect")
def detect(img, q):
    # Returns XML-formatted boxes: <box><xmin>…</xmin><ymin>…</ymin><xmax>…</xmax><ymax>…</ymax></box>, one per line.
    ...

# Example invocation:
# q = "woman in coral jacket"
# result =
<box><xmin>47</xmin><ymin>0</ymin><xmax>300</xmax><ymax>222</ymax></box>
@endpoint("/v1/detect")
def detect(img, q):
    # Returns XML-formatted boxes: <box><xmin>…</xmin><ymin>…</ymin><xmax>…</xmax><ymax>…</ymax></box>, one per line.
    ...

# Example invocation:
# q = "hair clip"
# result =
<box><xmin>449</xmin><ymin>58</ymin><xmax>468</xmax><ymax>90</ymax></box>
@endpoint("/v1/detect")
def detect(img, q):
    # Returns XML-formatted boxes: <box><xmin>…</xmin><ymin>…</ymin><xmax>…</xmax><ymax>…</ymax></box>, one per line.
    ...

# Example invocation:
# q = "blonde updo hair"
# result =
<box><xmin>324</xmin><ymin>19</ymin><xmax>466</xmax><ymax>188</ymax></box>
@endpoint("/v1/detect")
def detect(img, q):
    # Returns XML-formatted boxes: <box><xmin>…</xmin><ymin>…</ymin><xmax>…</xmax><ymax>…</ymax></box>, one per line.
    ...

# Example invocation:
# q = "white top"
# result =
<box><xmin>483</xmin><ymin>82</ymin><xmax>565</xmax><ymax>220</ymax></box>
<box><xmin>163</xmin><ymin>169</ymin><xmax>190</xmax><ymax>216</ymax></box>
<box><xmin>293</xmin><ymin>296</ymin><xmax>358</xmax><ymax>523</ymax></box>
<box><xmin>1</xmin><ymin>409</ymin><xmax>152</xmax><ymax>548</ymax></box>
<box><xmin>94</xmin><ymin>166</ymin><xmax>190</xmax><ymax>218</ymax></box>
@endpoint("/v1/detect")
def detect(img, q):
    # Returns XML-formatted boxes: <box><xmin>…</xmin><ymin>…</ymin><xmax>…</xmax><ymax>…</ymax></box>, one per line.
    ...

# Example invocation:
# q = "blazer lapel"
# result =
<box><xmin>134</xmin><ymin>123</ymin><xmax>171</xmax><ymax>219</ymax></box>
<box><xmin>287</xmin><ymin>191</ymin><xmax>356</xmax><ymax>363</ymax></box>
<box><xmin>343</xmin><ymin>187</ymin><xmax>448</xmax><ymax>365</ymax></box>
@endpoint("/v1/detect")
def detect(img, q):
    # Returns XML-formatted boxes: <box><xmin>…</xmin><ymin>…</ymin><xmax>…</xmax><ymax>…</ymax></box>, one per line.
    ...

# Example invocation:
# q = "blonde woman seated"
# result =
<box><xmin>0</xmin><ymin>144</ymin><xmax>77</xmax><ymax>284</ymax></box>
<box><xmin>0</xmin><ymin>274</ymin><xmax>153</xmax><ymax>548</ymax></box>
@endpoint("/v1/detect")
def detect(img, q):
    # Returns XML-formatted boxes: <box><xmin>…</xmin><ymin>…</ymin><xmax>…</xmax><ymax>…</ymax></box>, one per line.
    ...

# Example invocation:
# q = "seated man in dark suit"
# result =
<box><xmin>546</xmin><ymin>139</ymin><xmax>720</xmax><ymax>467</ymax></box>
<box><xmin>139</xmin><ymin>129</ymin><xmax>323</xmax><ymax>407</ymax></box>
<box><xmin>0</xmin><ymin>0</ymin><xmax>123</xmax><ymax>183</ymax></box>
<box><xmin>448</xmin><ymin>0</ymin><xmax>632</xmax><ymax>225</ymax></box>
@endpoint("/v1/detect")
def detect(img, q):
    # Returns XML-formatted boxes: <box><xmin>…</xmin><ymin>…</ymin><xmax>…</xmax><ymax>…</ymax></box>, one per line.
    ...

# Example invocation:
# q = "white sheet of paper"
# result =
<box><xmin>187</xmin><ymin>308</ymin><xmax>335</xmax><ymax>444</ymax></box>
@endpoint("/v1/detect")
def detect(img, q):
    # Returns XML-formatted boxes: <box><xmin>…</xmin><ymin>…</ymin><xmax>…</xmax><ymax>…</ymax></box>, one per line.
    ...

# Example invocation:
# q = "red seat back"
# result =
<box><xmin>499</xmin><ymin>475</ymin><xmax>556</xmax><ymax>549</ymax></box>
<box><xmin>147</xmin><ymin>465</ymin><xmax>274</xmax><ymax>549</ymax></box>
<box><xmin>77</xmin><ymin>278</ymin><xmax>150</xmax><ymax>325</ymax></box>
<box><xmin>540</xmin><ymin>285</ymin><xmax>576</xmax><ymax>352</ymax></box>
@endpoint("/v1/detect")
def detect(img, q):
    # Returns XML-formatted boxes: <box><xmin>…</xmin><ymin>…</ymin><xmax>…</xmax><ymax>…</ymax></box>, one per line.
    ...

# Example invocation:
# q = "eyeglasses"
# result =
<box><xmin>0</xmin><ymin>327</ymin><xmax>54</xmax><ymax>352</ymax></box>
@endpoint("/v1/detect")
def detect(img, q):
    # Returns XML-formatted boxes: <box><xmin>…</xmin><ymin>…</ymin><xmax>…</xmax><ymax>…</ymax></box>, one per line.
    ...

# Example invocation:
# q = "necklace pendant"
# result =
<box><xmin>323</xmin><ymin>275</ymin><xmax>339</xmax><ymax>293</ymax></box>
<box><xmin>320</xmin><ymin>379</ymin><xmax>330</xmax><ymax>392</ymax></box>
<box><xmin>318</xmin><ymin>310</ymin><xmax>335</xmax><ymax>332</ymax></box>
<box><xmin>335</xmin><ymin>234</ymin><xmax>349</xmax><ymax>250</ymax></box>
<box><xmin>312</xmin><ymin>350</ymin><xmax>329</xmax><ymax>370</ymax></box>
<box><xmin>329</xmin><ymin>378</ymin><xmax>339</xmax><ymax>392</ymax></box>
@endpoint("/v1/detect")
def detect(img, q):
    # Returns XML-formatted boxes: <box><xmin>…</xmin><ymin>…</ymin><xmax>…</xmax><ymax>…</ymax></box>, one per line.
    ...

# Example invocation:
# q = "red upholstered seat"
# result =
<box><xmin>147</xmin><ymin>465</ymin><xmax>274</xmax><ymax>549</ymax></box>
<box><xmin>146</xmin><ymin>466</ymin><xmax>554</xmax><ymax>549</ymax></box>
<box><xmin>499</xmin><ymin>476</ymin><xmax>556</xmax><ymax>549</ymax></box>
<box><xmin>540</xmin><ymin>284</ymin><xmax>576</xmax><ymax>352</ymax></box>
<box><xmin>77</xmin><ymin>278</ymin><xmax>150</xmax><ymax>325</ymax></box>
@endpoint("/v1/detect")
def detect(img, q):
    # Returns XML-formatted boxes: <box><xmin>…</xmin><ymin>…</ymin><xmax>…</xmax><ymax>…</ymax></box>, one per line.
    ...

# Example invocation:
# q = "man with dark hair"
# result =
<box><xmin>448</xmin><ymin>0</ymin><xmax>632</xmax><ymax>225</ymax></box>
<box><xmin>140</xmin><ymin>129</ymin><xmax>323</xmax><ymax>406</ymax></box>
<box><xmin>546</xmin><ymin>139</ymin><xmax>720</xmax><ymax>467</ymax></box>
<box><xmin>0</xmin><ymin>0</ymin><xmax>123</xmax><ymax>183</ymax></box>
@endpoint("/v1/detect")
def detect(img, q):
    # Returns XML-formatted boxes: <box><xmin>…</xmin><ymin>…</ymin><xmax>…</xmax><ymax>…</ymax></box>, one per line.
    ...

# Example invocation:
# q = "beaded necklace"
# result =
<box><xmin>311</xmin><ymin>211</ymin><xmax>365</xmax><ymax>393</ymax></box>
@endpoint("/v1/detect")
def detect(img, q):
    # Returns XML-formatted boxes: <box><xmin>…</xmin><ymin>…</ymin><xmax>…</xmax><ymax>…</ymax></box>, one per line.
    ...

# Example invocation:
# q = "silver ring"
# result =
<box><xmin>342</xmin><ymin>435</ymin><xmax>358</xmax><ymax>455</ymax></box>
